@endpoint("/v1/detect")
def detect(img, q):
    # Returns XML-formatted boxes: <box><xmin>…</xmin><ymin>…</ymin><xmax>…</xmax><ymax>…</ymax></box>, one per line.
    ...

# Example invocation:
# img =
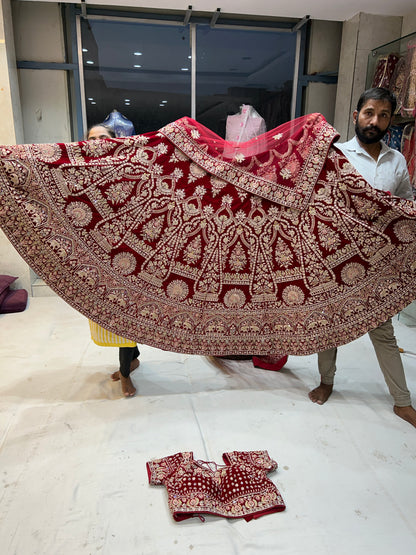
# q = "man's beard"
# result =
<box><xmin>355</xmin><ymin>122</ymin><xmax>386</xmax><ymax>144</ymax></box>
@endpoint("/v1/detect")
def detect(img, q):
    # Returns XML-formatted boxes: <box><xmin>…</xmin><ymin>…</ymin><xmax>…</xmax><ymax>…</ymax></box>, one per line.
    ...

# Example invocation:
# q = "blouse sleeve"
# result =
<box><xmin>223</xmin><ymin>450</ymin><xmax>277</xmax><ymax>473</ymax></box>
<box><xmin>146</xmin><ymin>452</ymin><xmax>188</xmax><ymax>485</ymax></box>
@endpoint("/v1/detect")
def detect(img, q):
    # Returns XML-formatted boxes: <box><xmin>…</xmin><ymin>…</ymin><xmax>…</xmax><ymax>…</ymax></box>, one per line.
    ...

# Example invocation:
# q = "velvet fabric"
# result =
<box><xmin>1</xmin><ymin>114</ymin><xmax>416</xmax><ymax>355</ymax></box>
<box><xmin>146</xmin><ymin>451</ymin><xmax>285</xmax><ymax>522</ymax></box>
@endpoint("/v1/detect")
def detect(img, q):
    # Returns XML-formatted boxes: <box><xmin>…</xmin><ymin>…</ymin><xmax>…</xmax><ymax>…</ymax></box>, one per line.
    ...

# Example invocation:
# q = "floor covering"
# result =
<box><xmin>0</xmin><ymin>296</ymin><xmax>415</xmax><ymax>554</ymax></box>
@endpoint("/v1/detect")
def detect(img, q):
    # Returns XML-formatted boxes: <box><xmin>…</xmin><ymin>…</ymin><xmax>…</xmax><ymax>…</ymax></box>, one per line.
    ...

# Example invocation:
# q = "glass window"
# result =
<box><xmin>80</xmin><ymin>18</ymin><xmax>191</xmax><ymax>134</ymax></box>
<box><xmin>80</xmin><ymin>16</ymin><xmax>298</xmax><ymax>137</ymax></box>
<box><xmin>195</xmin><ymin>25</ymin><xmax>297</xmax><ymax>136</ymax></box>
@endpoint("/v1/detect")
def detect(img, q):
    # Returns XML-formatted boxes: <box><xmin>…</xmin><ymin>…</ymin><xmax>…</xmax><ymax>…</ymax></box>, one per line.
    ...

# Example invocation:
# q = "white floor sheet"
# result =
<box><xmin>0</xmin><ymin>296</ymin><xmax>415</xmax><ymax>554</ymax></box>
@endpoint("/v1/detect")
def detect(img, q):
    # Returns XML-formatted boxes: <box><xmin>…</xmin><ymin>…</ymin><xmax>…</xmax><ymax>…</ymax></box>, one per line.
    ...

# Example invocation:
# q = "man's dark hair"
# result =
<box><xmin>356</xmin><ymin>87</ymin><xmax>397</xmax><ymax>115</ymax></box>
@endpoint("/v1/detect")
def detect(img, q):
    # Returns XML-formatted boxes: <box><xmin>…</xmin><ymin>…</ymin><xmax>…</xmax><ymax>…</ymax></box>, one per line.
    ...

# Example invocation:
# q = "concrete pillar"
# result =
<box><xmin>0</xmin><ymin>0</ymin><xmax>23</xmax><ymax>144</ymax></box>
<box><xmin>334</xmin><ymin>13</ymin><xmax>402</xmax><ymax>141</ymax></box>
<box><xmin>304</xmin><ymin>20</ymin><xmax>342</xmax><ymax>125</ymax></box>
<box><xmin>0</xmin><ymin>0</ymin><xmax>31</xmax><ymax>292</ymax></box>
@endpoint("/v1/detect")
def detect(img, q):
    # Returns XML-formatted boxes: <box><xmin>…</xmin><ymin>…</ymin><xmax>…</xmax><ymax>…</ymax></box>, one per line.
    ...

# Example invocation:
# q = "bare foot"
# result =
<box><xmin>393</xmin><ymin>405</ymin><xmax>416</xmax><ymax>428</ymax></box>
<box><xmin>111</xmin><ymin>358</ymin><xmax>140</xmax><ymax>381</ymax></box>
<box><xmin>120</xmin><ymin>375</ymin><xmax>136</xmax><ymax>397</ymax></box>
<box><xmin>308</xmin><ymin>382</ymin><xmax>333</xmax><ymax>405</ymax></box>
<box><xmin>130</xmin><ymin>358</ymin><xmax>140</xmax><ymax>372</ymax></box>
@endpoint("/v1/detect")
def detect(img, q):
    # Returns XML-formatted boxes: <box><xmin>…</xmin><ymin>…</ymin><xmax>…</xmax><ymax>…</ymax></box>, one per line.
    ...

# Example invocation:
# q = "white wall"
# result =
<box><xmin>0</xmin><ymin>1</ymin><xmax>69</xmax><ymax>293</ymax></box>
<box><xmin>0</xmin><ymin>0</ymin><xmax>29</xmax><ymax>290</ymax></box>
<box><xmin>13</xmin><ymin>1</ymin><xmax>71</xmax><ymax>143</ymax></box>
<box><xmin>401</xmin><ymin>9</ymin><xmax>416</xmax><ymax>36</ymax></box>
<box><xmin>0</xmin><ymin>0</ymin><xmax>23</xmax><ymax>144</ymax></box>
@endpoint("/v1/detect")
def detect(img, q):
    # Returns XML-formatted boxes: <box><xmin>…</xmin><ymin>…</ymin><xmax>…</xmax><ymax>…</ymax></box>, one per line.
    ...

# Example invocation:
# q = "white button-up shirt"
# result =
<box><xmin>335</xmin><ymin>135</ymin><xmax>413</xmax><ymax>200</ymax></box>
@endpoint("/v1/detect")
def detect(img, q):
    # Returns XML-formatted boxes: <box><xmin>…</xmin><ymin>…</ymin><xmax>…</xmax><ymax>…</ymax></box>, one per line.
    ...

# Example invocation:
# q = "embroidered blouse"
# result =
<box><xmin>146</xmin><ymin>450</ymin><xmax>285</xmax><ymax>522</ymax></box>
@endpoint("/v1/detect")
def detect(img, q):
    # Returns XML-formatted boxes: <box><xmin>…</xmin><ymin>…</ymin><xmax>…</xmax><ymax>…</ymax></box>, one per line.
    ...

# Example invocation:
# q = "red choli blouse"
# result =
<box><xmin>147</xmin><ymin>450</ymin><xmax>285</xmax><ymax>522</ymax></box>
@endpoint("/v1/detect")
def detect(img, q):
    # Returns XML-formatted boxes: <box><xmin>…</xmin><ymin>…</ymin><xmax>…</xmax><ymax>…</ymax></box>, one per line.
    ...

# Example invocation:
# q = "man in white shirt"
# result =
<box><xmin>309</xmin><ymin>87</ymin><xmax>416</xmax><ymax>428</ymax></box>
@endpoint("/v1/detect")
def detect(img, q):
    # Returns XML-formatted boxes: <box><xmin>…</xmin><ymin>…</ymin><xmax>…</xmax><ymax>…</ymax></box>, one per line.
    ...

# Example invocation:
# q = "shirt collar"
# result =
<box><xmin>343</xmin><ymin>135</ymin><xmax>391</xmax><ymax>159</ymax></box>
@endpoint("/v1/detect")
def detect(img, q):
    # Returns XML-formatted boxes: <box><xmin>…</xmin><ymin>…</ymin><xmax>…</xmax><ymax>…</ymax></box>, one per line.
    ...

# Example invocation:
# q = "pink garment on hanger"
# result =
<box><xmin>224</xmin><ymin>105</ymin><xmax>267</xmax><ymax>158</ymax></box>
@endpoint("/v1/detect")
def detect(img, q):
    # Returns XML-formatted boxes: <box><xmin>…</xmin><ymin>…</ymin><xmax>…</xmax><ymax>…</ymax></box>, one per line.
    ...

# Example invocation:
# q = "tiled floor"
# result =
<box><xmin>0</xmin><ymin>296</ymin><xmax>415</xmax><ymax>554</ymax></box>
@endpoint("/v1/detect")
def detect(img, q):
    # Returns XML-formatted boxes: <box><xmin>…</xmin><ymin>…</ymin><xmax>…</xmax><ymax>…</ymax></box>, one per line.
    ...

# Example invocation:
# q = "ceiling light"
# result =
<box><xmin>134</xmin><ymin>52</ymin><xmax>142</xmax><ymax>56</ymax></box>
<box><xmin>86</xmin><ymin>60</ymin><xmax>94</xmax><ymax>65</ymax></box>
<box><xmin>181</xmin><ymin>68</ymin><xmax>189</xmax><ymax>71</ymax></box>
<box><xmin>91</xmin><ymin>101</ymin><xmax>96</xmax><ymax>105</ymax></box>
<box><xmin>134</xmin><ymin>65</ymin><xmax>142</xmax><ymax>68</ymax></box>
<box><xmin>82</xmin><ymin>48</ymin><xmax>88</xmax><ymax>52</ymax></box>
<box><xmin>88</xmin><ymin>97</ymin><xmax>94</xmax><ymax>101</ymax></box>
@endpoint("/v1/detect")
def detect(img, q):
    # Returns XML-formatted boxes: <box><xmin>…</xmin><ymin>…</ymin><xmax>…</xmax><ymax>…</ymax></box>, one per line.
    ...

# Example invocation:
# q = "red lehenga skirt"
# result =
<box><xmin>1</xmin><ymin>113</ymin><xmax>416</xmax><ymax>356</ymax></box>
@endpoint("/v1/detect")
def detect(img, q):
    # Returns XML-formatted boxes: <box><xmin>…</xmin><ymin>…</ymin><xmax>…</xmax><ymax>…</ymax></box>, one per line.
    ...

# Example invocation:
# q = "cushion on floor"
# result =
<box><xmin>0</xmin><ymin>275</ymin><xmax>28</xmax><ymax>314</ymax></box>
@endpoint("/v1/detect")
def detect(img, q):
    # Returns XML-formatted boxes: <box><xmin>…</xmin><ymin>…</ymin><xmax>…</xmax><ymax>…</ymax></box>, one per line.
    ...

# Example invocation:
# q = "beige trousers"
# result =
<box><xmin>317</xmin><ymin>319</ymin><xmax>411</xmax><ymax>407</ymax></box>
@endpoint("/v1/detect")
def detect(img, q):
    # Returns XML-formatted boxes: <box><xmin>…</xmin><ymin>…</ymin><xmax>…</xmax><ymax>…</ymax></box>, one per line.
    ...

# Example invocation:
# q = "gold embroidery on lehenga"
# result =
<box><xmin>2</xmin><ymin>114</ymin><xmax>416</xmax><ymax>356</ymax></box>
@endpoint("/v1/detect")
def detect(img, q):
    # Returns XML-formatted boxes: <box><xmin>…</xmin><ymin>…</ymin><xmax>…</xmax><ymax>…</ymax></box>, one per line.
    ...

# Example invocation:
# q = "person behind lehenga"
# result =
<box><xmin>86</xmin><ymin>123</ymin><xmax>140</xmax><ymax>397</ymax></box>
<box><xmin>308</xmin><ymin>87</ymin><xmax>416</xmax><ymax>428</ymax></box>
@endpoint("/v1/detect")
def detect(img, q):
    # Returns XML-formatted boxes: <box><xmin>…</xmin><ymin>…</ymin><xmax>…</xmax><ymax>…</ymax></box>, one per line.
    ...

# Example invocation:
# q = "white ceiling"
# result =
<box><xmin>22</xmin><ymin>0</ymin><xmax>416</xmax><ymax>22</ymax></box>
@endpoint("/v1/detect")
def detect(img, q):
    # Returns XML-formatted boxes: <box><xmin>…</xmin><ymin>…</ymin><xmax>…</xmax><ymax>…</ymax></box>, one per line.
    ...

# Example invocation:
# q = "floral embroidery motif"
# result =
<box><xmin>188</xmin><ymin>162</ymin><xmax>207</xmax><ymax>183</ymax></box>
<box><xmin>147</xmin><ymin>451</ymin><xmax>285</xmax><ymax>522</ymax></box>
<box><xmin>65</xmin><ymin>201</ymin><xmax>92</xmax><ymax>227</ymax></box>
<box><xmin>183</xmin><ymin>236</ymin><xmax>202</xmax><ymax>265</ymax></box>
<box><xmin>274</xmin><ymin>238</ymin><xmax>294</xmax><ymax>268</ymax></box>
<box><xmin>1</xmin><ymin>114</ymin><xmax>416</xmax><ymax>356</ymax></box>
<box><xmin>112</xmin><ymin>252</ymin><xmax>137</xmax><ymax>275</ymax></box>
<box><xmin>106</xmin><ymin>182</ymin><xmax>134</xmax><ymax>204</ymax></box>
<box><xmin>341</xmin><ymin>262</ymin><xmax>366</xmax><ymax>285</ymax></box>
<box><xmin>229</xmin><ymin>242</ymin><xmax>247</xmax><ymax>272</ymax></box>
<box><xmin>393</xmin><ymin>220</ymin><xmax>416</xmax><ymax>242</ymax></box>
<box><xmin>224</xmin><ymin>288</ymin><xmax>246</xmax><ymax>308</ymax></box>
<box><xmin>317</xmin><ymin>221</ymin><xmax>341</xmax><ymax>251</ymax></box>
<box><xmin>282</xmin><ymin>285</ymin><xmax>305</xmax><ymax>305</ymax></box>
<box><xmin>167</xmin><ymin>280</ymin><xmax>189</xmax><ymax>300</ymax></box>
<box><xmin>32</xmin><ymin>143</ymin><xmax>62</xmax><ymax>163</ymax></box>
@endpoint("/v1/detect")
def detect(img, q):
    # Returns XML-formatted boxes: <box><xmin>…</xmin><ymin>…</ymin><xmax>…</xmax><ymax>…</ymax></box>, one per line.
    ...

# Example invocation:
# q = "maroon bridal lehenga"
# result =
<box><xmin>1</xmin><ymin>113</ymin><xmax>416</xmax><ymax>356</ymax></box>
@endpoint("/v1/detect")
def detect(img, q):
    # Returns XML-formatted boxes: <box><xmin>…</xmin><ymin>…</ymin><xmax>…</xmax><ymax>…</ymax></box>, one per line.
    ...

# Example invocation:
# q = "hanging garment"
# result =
<box><xmin>371</xmin><ymin>53</ymin><xmax>400</xmax><ymax>89</ymax></box>
<box><xmin>1</xmin><ymin>113</ymin><xmax>416</xmax><ymax>356</ymax></box>
<box><xmin>382</xmin><ymin>124</ymin><xmax>404</xmax><ymax>152</ymax></box>
<box><xmin>389</xmin><ymin>56</ymin><xmax>407</xmax><ymax>114</ymax></box>
<box><xmin>225</xmin><ymin>105</ymin><xmax>267</xmax><ymax>143</ymax></box>
<box><xmin>146</xmin><ymin>451</ymin><xmax>285</xmax><ymax>522</ymax></box>
<box><xmin>224</xmin><ymin>105</ymin><xmax>267</xmax><ymax>158</ymax></box>
<box><xmin>400</xmin><ymin>39</ymin><xmax>416</xmax><ymax>118</ymax></box>
<box><xmin>402</xmin><ymin>122</ymin><xmax>416</xmax><ymax>191</ymax></box>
